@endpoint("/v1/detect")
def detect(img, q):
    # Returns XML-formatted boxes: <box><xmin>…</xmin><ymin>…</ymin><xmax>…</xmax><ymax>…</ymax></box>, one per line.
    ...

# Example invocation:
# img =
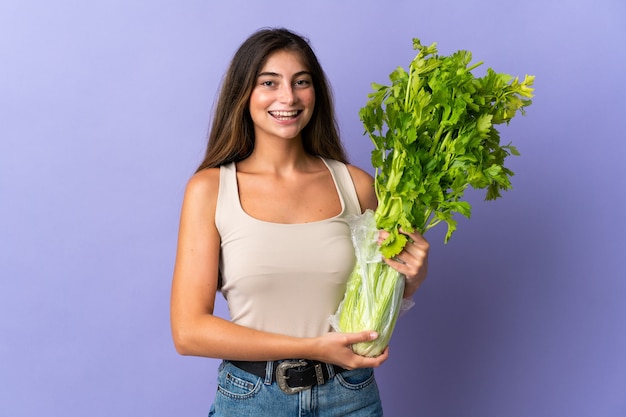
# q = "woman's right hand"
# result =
<box><xmin>313</xmin><ymin>331</ymin><xmax>389</xmax><ymax>370</ymax></box>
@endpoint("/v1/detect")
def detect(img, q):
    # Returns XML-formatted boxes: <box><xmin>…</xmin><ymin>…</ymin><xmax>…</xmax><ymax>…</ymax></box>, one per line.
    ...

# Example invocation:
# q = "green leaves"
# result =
<box><xmin>363</xmin><ymin>38</ymin><xmax>535</xmax><ymax>257</ymax></box>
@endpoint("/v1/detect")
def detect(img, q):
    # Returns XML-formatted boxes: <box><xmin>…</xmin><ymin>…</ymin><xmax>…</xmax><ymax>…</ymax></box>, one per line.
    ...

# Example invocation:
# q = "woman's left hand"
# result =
<box><xmin>378</xmin><ymin>228</ymin><xmax>430</xmax><ymax>298</ymax></box>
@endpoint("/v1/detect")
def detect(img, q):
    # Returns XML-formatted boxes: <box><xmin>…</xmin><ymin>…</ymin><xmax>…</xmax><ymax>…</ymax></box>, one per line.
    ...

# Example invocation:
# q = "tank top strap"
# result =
<box><xmin>215</xmin><ymin>162</ymin><xmax>239</xmax><ymax>231</ymax></box>
<box><xmin>320</xmin><ymin>157</ymin><xmax>362</xmax><ymax>216</ymax></box>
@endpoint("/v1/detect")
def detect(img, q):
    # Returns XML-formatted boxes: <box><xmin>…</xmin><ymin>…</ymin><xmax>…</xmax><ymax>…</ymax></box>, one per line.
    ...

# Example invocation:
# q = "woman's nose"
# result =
<box><xmin>279</xmin><ymin>84</ymin><xmax>296</xmax><ymax>105</ymax></box>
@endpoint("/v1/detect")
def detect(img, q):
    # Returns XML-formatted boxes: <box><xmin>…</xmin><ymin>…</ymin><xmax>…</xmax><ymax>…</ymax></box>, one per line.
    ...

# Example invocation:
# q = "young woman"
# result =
<box><xmin>170</xmin><ymin>27</ymin><xmax>430</xmax><ymax>416</ymax></box>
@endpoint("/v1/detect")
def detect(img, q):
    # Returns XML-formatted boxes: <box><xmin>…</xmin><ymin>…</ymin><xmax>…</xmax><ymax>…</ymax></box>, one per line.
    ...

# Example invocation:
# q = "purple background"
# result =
<box><xmin>1</xmin><ymin>0</ymin><xmax>625</xmax><ymax>416</ymax></box>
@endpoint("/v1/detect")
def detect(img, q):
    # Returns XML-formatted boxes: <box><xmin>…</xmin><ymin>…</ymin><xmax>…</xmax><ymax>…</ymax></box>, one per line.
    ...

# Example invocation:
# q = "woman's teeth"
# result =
<box><xmin>270</xmin><ymin>110</ymin><xmax>299</xmax><ymax>120</ymax></box>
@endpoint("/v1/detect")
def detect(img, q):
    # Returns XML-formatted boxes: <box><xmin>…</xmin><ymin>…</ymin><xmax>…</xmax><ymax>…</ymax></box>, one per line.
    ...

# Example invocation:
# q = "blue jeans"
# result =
<box><xmin>208</xmin><ymin>360</ymin><xmax>383</xmax><ymax>417</ymax></box>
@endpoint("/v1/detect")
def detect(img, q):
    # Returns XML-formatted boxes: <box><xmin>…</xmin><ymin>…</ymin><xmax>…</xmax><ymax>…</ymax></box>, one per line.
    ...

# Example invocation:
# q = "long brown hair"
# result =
<box><xmin>196</xmin><ymin>28</ymin><xmax>347</xmax><ymax>172</ymax></box>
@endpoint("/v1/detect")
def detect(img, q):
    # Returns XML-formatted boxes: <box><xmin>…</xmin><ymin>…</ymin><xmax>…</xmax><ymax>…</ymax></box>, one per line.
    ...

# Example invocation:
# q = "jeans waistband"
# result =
<box><xmin>229</xmin><ymin>360</ymin><xmax>345</xmax><ymax>394</ymax></box>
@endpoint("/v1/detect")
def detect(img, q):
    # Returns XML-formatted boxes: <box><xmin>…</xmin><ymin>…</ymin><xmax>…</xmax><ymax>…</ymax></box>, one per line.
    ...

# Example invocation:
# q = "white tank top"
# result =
<box><xmin>215</xmin><ymin>157</ymin><xmax>362</xmax><ymax>338</ymax></box>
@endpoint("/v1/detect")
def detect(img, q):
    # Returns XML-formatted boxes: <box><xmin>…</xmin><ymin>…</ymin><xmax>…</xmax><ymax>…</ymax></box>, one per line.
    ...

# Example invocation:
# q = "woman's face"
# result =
<box><xmin>248</xmin><ymin>49</ymin><xmax>315</xmax><ymax>143</ymax></box>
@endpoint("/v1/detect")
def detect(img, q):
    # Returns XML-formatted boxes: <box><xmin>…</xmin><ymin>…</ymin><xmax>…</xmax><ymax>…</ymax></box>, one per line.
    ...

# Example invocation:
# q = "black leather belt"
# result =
<box><xmin>229</xmin><ymin>360</ymin><xmax>345</xmax><ymax>394</ymax></box>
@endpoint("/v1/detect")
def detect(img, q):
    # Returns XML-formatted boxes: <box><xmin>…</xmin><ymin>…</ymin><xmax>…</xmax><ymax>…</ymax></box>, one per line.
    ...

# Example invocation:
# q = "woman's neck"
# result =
<box><xmin>239</xmin><ymin>137</ymin><xmax>318</xmax><ymax>174</ymax></box>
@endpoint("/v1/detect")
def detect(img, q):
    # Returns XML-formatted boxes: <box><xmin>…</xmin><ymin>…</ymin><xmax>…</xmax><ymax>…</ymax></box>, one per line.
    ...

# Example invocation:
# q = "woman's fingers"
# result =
<box><xmin>317</xmin><ymin>331</ymin><xmax>389</xmax><ymax>369</ymax></box>
<box><xmin>344</xmin><ymin>330</ymin><xmax>379</xmax><ymax>345</ymax></box>
<box><xmin>378</xmin><ymin>227</ymin><xmax>430</xmax><ymax>297</ymax></box>
<box><xmin>341</xmin><ymin>332</ymin><xmax>389</xmax><ymax>369</ymax></box>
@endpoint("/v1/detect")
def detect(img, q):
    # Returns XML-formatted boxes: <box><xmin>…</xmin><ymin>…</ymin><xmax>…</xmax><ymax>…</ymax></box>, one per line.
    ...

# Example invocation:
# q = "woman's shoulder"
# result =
<box><xmin>183</xmin><ymin>167</ymin><xmax>221</xmax><ymax>205</ymax></box>
<box><xmin>345</xmin><ymin>163</ymin><xmax>374</xmax><ymax>183</ymax></box>
<box><xmin>188</xmin><ymin>166</ymin><xmax>221</xmax><ymax>187</ymax></box>
<box><xmin>345</xmin><ymin>163</ymin><xmax>377</xmax><ymax>212</ymax></box>
<box><xmin>320</xmin><ymin>157</ymin><xmax>373</xmax><ymax>181</ymax></box>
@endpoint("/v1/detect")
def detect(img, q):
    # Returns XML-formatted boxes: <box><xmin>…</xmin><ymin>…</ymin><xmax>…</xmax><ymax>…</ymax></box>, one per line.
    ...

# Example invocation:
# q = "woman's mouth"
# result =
<box><xmin>268</xmin><ymin>110</ymin><xmax>301</xmax><ymax>121</ymax></box>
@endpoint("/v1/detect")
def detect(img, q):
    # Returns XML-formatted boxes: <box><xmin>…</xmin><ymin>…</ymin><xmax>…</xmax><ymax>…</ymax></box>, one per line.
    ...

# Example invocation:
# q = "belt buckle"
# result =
<box><xmin>276</xmin><ymin>360</ymin><xmax>310</xmax><ymax>394</ymax></box>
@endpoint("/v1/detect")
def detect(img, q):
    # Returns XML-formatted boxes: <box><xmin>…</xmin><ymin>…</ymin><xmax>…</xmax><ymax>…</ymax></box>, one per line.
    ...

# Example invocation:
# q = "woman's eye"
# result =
<box><xmin>261</xmin><ymin>80</ymin><xmax>274</xmax><ymax>87</ymax></box>
<box><xmin>294</xmin><ymin>79</ymin><xmax>311</xmax><ymax>87</ymax></box>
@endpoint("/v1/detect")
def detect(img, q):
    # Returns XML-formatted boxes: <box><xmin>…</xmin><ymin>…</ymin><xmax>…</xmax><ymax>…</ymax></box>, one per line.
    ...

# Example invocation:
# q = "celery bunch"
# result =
<box><xmin>333</xmin><ymin>38</ymin><xmax>534</xmax><ymax>357</ymax></box>
<box><xmin>334</xmin><ymin>210</ymin><xmax>405</xmax><ymax>357</ymax></box>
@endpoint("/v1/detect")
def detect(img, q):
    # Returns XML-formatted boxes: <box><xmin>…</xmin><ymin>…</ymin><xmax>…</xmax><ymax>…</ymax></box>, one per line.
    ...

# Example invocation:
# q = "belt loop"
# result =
<box><xmin>325</xmin><ymin>362</ymin><xmax>335</xmax><ymax>379</ymax></box>
<box><xmin>264</xmin><ymin>361</ymin><xmax>273</xmax><ymax>385</ymax></box>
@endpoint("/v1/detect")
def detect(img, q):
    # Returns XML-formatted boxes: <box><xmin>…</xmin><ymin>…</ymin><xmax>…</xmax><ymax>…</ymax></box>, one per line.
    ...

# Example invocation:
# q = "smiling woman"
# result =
<box><xmin>169</xmin><ymin>27</ymin><xmax>430</xmax><ymax>416</ymax></box>
<box><xmin>194</xmin><ymin>28</ymin><xmax>346</xmax><ymax>171</ymax></box>
<box><xmin>248</xmin><ymin>50</ymin><xmax>315</xmax><ymax>144</ymax></box>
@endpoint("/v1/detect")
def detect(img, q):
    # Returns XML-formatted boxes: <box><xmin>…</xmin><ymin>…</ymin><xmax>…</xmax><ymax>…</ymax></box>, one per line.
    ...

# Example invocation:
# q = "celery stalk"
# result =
<box><xmin>333</xmin><ymin>210</ymin><xmax>405</xmax><ymax>357</ymax></box>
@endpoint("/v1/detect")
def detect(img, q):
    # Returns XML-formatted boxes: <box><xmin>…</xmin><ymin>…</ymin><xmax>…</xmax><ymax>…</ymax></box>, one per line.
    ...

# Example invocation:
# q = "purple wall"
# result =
<box><xmin>1</xmin><ymin>0</ymin><xmax>624</xmax><ymax>416</ymax></box>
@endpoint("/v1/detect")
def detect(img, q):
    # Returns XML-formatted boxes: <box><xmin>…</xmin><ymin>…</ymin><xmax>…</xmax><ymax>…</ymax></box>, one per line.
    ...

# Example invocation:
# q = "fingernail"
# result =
<box><xmin>370</xmin><ymin>331</ymin><xmax>378</xmax><ymax>340</ymax></box>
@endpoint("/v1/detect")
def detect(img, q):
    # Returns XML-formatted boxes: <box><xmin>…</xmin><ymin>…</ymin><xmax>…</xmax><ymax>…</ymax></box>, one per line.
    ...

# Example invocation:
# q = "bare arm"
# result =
<box><xmin>170</xmin><ymin>168</ymin><xmax>388</xmax><ymax>368</ymax></box>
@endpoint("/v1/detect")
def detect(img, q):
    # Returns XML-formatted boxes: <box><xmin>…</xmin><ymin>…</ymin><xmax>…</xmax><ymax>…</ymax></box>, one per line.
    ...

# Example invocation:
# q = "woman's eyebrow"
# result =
<box><xmin>257</xmin><ymin>70</ymin><xmax>312</xmax><ymax>78</ymax></box>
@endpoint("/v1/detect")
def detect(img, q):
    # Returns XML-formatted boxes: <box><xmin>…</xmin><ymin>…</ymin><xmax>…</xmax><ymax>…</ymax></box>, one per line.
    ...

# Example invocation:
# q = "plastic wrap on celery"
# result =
<box><xmin>331</xmin><ymin>209</ymin><xmax>405</xmax><ymax>357</ymax></box>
